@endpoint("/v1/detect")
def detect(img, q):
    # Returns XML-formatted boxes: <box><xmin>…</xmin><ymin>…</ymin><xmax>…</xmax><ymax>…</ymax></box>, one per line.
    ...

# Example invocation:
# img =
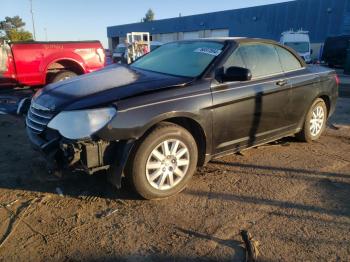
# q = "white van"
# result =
<box><xmin>280</xmin><ymin>30</ymin><xmax>312</xmax><ymax>63</ymax></box>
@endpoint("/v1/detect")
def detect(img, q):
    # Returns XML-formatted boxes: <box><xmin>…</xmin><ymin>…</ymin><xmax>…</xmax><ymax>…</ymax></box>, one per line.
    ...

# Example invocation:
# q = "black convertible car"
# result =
<box><xmin>24</xmin><ymin>38</ymin><xmax>338</xmax><ymax>199</ymax></box>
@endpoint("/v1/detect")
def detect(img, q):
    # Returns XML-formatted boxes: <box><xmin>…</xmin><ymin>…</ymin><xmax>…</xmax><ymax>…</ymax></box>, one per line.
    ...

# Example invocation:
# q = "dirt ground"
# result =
<box><xmin>0</xmin><ymin>99</ymin><xmax>349</xmax><ymax>262</ymax></box>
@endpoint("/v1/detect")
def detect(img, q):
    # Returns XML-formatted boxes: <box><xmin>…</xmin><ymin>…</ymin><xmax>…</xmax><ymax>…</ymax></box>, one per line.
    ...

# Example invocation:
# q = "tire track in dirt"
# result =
<box><xmin>0</xmin><ymin>198</ymin><xmax>40</xmax><ymax>249</ymax></box>
<box><xmin>175</xmin><ymin>155</ymin><xmax>350</xmax><ymax>260</ymax></box>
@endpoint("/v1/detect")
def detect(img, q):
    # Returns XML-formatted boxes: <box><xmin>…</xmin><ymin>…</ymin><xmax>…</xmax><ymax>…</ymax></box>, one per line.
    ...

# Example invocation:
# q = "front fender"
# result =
<box><xmin>95</xmin><ymin>79</ymin><xmax>213</xmax><ymax>155</ymax></box>
<box><xmin>97</xmin><ymin>110</ymin><xmax>206</xmax><ymax>141</ymax></box>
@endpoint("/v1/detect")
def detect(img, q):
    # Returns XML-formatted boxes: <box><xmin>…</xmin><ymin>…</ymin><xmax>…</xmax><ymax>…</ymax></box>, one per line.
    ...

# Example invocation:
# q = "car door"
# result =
<box><xmin>211</xmin><ymin>43</ymin><xmax>294</xmax><ymax>154</ymax></box>
<box><xmin>274</xmin><ymin>45</ymin><xmax>319</xmax><ymax>127</ymax></box>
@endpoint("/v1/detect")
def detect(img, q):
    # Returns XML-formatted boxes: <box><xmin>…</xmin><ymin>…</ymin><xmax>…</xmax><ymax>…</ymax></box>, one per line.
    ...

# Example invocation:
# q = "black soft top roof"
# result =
<box><xmin>173</xmin><ymin>37</ymin><xmax>283</xmax><ymax>46</ymax></box>
<box><xmin>173</xmin><ymin>37</ymin><xmax>306</xmax><ymax>66</ymax></box>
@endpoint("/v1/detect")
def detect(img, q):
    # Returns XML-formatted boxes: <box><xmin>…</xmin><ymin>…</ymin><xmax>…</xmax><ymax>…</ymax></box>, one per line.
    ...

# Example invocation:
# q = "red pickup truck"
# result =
<box><xmin>0</xmin><ymin>41</ymin><xmax>105</xmax><ymax>88</ymax></box>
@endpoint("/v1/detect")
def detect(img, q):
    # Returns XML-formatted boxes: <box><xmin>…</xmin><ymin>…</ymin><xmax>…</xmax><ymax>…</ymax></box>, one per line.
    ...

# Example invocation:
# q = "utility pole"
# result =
<box><xmin>29</xmin><ymin>0</ymin><xmax>36</xmax><ymax>40</ymax></box>
<box><xmin>44</xmin><ymin>27</ymin><xmax>47</xmax><ymax>41</ymax></box>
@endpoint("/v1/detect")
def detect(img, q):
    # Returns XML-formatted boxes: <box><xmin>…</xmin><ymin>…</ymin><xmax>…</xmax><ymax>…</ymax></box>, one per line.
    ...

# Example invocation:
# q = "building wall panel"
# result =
<box><xmin>107</xmin><ymin>0</ymin><xmax>349</xmax><ymax>44</ymax></box>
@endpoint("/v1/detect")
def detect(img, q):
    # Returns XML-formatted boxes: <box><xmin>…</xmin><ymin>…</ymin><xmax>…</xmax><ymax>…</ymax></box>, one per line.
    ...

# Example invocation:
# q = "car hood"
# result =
<box><xmin>34</xmin><ymin>64</ymin><xmax>192</xmax><ymax>111</ymax></box>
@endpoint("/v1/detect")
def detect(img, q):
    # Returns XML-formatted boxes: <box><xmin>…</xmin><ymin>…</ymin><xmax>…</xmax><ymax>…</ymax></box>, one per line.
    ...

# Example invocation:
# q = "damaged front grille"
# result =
<box><xmin>26</xmin><ymin>102</ymin><xmax>54</xmax><ymax>133</ymax></box>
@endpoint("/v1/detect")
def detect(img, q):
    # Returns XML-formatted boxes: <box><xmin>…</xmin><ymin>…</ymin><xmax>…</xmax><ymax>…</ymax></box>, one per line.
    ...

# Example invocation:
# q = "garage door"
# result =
<box><xmin>183</xmin><ymin>31</ymin><xmax>200</xmax><ymax>40</ymax></box>
<box><xmin>160</xmin><ymin>33</ymin><xmax>175</xmax><ymax>43</ymax></box>
<box><xmin>210</xmin><ymin>29</ymin><xmax>229</xmax><ymax>38</ymax></box>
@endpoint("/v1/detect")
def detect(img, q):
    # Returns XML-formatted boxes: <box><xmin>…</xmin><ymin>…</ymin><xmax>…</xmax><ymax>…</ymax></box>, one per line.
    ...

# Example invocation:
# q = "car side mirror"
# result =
<box><xmin>310</xmin><ymin>49</ymin><xmax>313</xmax><ymax>55</ymax></box>
<box><xmin>221</xmin><ymin>66</ymin><xmax>252</xmax><ymax>82</ymax></box>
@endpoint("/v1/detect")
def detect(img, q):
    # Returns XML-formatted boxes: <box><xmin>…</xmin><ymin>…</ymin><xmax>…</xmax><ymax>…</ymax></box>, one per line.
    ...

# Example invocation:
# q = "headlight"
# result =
<box><xmin>48</xmin><ymin>107</ymin><xmax>117</xmax><ymax>140</ymax></box>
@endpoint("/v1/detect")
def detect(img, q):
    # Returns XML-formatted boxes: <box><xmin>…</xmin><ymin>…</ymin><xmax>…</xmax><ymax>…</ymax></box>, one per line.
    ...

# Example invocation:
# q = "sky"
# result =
<box><xmin>1</xmin><ymin>0</ymin><xmax>290</xmax><ymax>47</ymax></box>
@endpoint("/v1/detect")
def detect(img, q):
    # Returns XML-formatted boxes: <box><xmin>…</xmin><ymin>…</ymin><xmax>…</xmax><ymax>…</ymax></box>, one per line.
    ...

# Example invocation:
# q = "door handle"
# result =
<box><xmin>276</xmin><ymin>79</ymin><xmax>287</xmax><ymax>86</ymax></box>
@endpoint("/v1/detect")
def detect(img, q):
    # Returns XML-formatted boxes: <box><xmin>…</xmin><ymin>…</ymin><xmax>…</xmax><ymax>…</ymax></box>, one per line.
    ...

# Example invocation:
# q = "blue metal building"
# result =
<box><xmin>107</xmin><ymin>0</ymin><xmax>350</xmax><ymax>49</ymax></box>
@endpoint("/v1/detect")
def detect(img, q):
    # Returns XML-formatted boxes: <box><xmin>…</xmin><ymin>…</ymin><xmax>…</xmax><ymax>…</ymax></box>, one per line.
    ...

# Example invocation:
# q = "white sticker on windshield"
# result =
<box><xmin>194</xmin><ymin>47</ymin><xmax>222</xmax><ymax>56</ymax></box>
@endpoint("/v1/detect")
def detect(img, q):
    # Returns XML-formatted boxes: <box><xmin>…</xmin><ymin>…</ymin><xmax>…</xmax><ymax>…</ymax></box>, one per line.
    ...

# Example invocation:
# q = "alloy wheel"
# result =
<box><xmin>310</xmin><ymin>105</ymin><xmax>325</xmax><ymax>137</ymax></box>
<box><xmin>145</xmin><ymin>139</ymin><xmax>190</xmax><ymax>191</ymax></box>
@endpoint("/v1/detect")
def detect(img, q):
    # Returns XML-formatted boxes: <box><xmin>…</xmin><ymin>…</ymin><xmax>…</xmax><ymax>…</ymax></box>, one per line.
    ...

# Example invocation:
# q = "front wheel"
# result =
<box><xmin>296</xmin><ymin>98</ymin><xmax>327</xmax><ymax>142</ymax></box>
<box><xmin>126</xmin><ymin>122</ymin><xmax>198</xmax><ymax>199</ymax></box>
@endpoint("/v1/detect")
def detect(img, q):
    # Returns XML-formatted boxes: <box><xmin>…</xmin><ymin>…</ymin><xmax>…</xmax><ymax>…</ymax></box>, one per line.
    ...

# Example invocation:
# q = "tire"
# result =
<box><xmin>126</xmin><ymin>122</ymin><xmax>198</xmax><ymax>200</ymax></box>
<box><xmin>50</xmin><ymin>70</ymin><xmax>77</xmax><ymax>83</ymax></box>
<box><xmin>296</xmin><ymin>98</ymin><xmax>327</xmax><ymax>142</ymax></box>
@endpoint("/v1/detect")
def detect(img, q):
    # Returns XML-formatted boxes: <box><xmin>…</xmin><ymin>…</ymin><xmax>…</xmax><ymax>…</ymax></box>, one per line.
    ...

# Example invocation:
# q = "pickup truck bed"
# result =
<box><xmin>0</xmin><ymin>41</ymin><xmax>105</xmax><ymax>88</ymax></box>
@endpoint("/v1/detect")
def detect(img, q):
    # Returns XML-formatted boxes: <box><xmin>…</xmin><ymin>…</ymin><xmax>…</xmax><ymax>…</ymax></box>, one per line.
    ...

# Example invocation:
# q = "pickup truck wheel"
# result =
<box><xmin>50</xmin><ymin>70</ymin><xmax>77</xmax><ymax>83</ymax></box>
<box><xmin>296</xmin><ymin>98</ymin><xmax>327</xmax><ymax>142</ymax></box>
<box><xmin>126</xmin><ymin>123</ymin><xmax>198</xmax><ymax>200</ymax></box>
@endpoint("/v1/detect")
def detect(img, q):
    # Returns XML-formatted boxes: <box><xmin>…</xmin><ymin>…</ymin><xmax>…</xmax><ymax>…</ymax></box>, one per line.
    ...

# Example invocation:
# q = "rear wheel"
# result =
<box><xmin>126</xmin><ymin>122</ymin><xmax>198</xmax><ymax>199</ymax></box>
<box><xmin>50</xmin><ymin>70</ymin><xmax>77</xmax><ymax>83</ymax></box>
<box><xmin>296</xmin><ymin>98</ymin><xmax>327</xmax><ymax>142</ymax></box>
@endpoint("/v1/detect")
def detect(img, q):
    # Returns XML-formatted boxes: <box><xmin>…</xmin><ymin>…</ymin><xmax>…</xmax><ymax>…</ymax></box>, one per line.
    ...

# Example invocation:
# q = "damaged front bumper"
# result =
<box><xmin>26</xmin><ymin>127</ymin><xmax>134</xmax><ymax>188</ymax></box>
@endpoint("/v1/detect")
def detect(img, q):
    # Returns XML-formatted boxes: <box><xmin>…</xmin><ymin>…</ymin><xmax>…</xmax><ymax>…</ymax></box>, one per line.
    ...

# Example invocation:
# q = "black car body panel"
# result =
<box><xmin>25</xmin><ymin>38</ymin><xmax>338</xmax><ymax>186</ymax></box>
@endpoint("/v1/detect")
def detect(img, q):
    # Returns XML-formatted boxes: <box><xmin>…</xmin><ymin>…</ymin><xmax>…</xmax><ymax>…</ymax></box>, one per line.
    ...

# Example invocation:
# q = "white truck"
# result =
<box><xmin>280</xmin><ymin>30</ymin><xmax>312</xmax><ymax>63</ymax></box>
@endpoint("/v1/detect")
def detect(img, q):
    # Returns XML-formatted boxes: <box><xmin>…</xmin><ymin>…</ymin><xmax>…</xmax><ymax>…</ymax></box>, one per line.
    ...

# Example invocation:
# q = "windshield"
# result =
<box><xmin>114</xmin><ymin>46</ymin><xmax>126</xmax><ymax>53</ymax></box>
<box><xmin>284</xmin><ymin>42</ymin><xmax>310</xmax><ymax>53</ymax></box>
<box><xmin>131</xmin><ymin>41</ymin><xmax>224</xmax><ymax>77</ymax></box>
<box><xmin>0</xmin><ymin>44</ymin><xmax>8</xmax><ymax>73</ymax></box>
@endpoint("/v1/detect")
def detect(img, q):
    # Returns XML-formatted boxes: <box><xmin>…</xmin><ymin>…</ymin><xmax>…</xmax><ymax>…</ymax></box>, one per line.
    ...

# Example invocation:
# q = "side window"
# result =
<box><xmin>238</xmin><ymin>44</ymin><xmax>283</xmax><ymax>78</ymax></box>
<box><xmin>223</xmin><ymin>49</ymin><xmax>246</xmax><ymax>71</ymax></box>
<box><xmin>275</xmin><ymin>46</ymin><xmax>303</xmax><ymax>72</ymax></box>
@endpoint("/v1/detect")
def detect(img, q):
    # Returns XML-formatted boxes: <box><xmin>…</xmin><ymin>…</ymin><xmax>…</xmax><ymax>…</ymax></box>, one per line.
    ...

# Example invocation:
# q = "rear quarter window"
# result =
<box><xmin>275</xmin><ymin>46</ymin><xmax>303</xmax><ymax>72</ymax></box>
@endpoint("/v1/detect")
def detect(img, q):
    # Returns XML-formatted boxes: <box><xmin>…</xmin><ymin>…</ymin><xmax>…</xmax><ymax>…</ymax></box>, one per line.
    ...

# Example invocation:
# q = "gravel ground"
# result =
<box><xmin>0</xmin><ymin>99</ymin><xmax>349</xmax><ymax>262</ymax></box>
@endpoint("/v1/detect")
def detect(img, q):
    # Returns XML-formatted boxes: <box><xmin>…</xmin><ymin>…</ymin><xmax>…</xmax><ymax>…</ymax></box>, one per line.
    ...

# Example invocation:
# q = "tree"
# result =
<box><xmin>3</xmin><ymin>16</ymin><xmax>26</xmax><ymax>29</ymax></box>
<box><xmin>143</xmin><ymin>9</ymin><xmax>155</xmax><ymax>22</ymax></box>
<box><xmin>7</xmin><ymin>29</ymin><xmax>33</xmax><ymax>42</ymax></box>
<box><xmin>0</xmin><ymin>16</ymin><xmax>33</xmax><ymax>42</ymax></box>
